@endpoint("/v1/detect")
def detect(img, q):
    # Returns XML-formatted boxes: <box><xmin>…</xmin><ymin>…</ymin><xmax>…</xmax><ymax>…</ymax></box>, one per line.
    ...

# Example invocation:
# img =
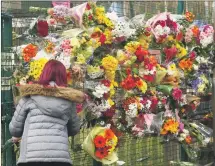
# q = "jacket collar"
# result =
<box><xmin>18</xmin><ymin>84</ymin><xmax>85</xmax><ymax>103</ymax></box>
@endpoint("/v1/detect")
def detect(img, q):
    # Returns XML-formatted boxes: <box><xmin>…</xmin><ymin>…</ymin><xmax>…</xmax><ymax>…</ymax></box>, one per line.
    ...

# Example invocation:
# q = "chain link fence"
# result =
<box><xmin>1</xmin><ymin>1</ymin><xmax>214</xmax><ymax>166</ymax></box>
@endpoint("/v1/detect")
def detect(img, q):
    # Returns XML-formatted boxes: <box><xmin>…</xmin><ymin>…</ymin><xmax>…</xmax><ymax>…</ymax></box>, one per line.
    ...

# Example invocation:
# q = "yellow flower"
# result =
<box><xmin>102</xmin><ymin>55</ymin><xmax>118</xmax><ymax>71</ymax></box>
<box><xmin>76</xmin><ymin>54</ymin><xmax>86</xmax><ymax>64</ymax></box>
<box><xmin>28</xmin><ymin>58</ymin><xmax>48</xmax><ymax>80</ymax></box>
<box><xmin>104</xmin><ymin>28</ymin><xmax>112</xmax><ymax>44</ymax></box>
<box><xmin>70</xmin><ymin>37</ymin><xmax>80</xmax><ymax>48</ymax></box>
<box><xmin>136</xmin><ymin>79</ymin><xmax>147</xmax><ymax>93</ymax></box>
<box><xmin>125</xmin><ymin>41</ymin><xmax>140</xmax><ymax>54</ymax></box>
<box><xmin>176</xmin><ymin>43</ymin><xmax>187</xmax><ymax>58</ymax></box>
<box><xmin>108</xmin><ymin>99</ymin><xmax>115</xmax><ymax>106</ymax></box>
<box><xmin>106</xmin><ymin>135</ymin><xmax>118</xmax><ymax>153</ymax></box>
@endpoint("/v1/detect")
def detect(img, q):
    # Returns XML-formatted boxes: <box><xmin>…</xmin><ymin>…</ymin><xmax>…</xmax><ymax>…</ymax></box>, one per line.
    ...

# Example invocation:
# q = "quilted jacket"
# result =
<box><xmin>9</xmin><ymin>84</ymin><xmax>85</xmax><ymax>165</ymax></box>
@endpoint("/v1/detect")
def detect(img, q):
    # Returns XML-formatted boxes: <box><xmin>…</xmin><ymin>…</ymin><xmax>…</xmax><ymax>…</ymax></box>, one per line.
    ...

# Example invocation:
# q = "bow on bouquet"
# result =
<box><xmin>82</xmin><ymin>126</ymin><xmax>118</xmax><ymax>164</ymax></box>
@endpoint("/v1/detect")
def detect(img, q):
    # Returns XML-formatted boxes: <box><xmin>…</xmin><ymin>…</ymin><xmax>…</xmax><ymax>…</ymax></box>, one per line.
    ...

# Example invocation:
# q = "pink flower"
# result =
<box><xmin>76</xmin><ymin>104</ymin><xmax>82</xmax><ymax>113</ymax></box>
<box><xmin>163</xmin><ymin>46</ymin><xmax>177</xmax><ymax>62</ymax></box>
<box><xmin>47</xmin><ymin>18</ymin><xmax>57</xmax><ymax>26</ymax></box>
<box><xmin>63</xmin><ymin>49</ymin><xmax>71</xmax><ymax>56</ymax></box>
<box><xmin>189</xmin><ymin>51</ymin><xmax>196</xmax><ymax>60</ymax></box>
<box><xmin>172</xmin><ymin>88</ymin><xmax>182</xmax><ymax>101</ymax></box>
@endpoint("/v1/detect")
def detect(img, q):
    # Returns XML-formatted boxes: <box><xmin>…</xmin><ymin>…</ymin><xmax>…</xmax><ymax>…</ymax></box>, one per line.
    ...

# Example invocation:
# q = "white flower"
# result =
<box><xmin>178</xmin><ymin>137</ymin><xmax>185</xmax><ymax>142</ymax></box>
<box><xmin>92</xmin><ymin>84</ymin><xmax>110</xmax><ymax>98</ymax></box>
<box><xmin>128</xmin><ymin>103</ymin><xmax>138</xmax><ymax>110</ymax></box>
<box><xmin>193</xmin><ymin>64</ymin><xmax>199</xmax><ymax>71</ymax></box>
<box><xmin>146</xmin><ymin>100</ymin><xmax>152</xmax><ymax>109</ymax></box>
<box><xmin>126</xmin><ymin>107</ymin><xmax>138</xmax><ymax>118</ymax></box>
<box><xmin>202</xmin><ymin>137</ymin><xmax>210</xmax><ymax>146</ymax></box>
<box><xmin>180</xmin><ymin>133</ymin><xmax>187</xmax><ymax>139</ymax></box>
<box><xmin>183</xmin><ymin>129</ymin><xmax>189</xmax><ymax>134</ymax></box>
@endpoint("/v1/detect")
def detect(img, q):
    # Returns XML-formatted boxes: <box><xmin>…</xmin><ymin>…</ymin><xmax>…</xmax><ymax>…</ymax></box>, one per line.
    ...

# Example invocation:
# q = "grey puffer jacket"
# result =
<box><xmin>9</xmin><ymin>84</ymin><xmax>85</xmax><ymax>165</ymax></box>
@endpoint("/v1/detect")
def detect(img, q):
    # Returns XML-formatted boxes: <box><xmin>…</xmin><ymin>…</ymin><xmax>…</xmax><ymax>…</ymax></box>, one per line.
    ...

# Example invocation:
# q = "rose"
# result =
<box><xmin>37</xmin><ymin>20</ymin><xmax>48</xmax><ymax>37</ymax></box>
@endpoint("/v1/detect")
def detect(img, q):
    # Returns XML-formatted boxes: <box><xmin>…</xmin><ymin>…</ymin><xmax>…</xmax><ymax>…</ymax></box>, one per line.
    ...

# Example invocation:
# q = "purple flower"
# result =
<box><xmin>191</xmin><ymin>79</ymin><xmax>202</xmax><ymax>90</ymax></box>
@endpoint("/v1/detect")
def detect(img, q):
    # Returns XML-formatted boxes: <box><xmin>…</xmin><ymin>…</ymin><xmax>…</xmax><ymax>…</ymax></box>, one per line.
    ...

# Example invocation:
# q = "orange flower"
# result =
<box><xmin>105</xmin><ymin>129</ymin><xmax>114</xmax><ymax>140</ymax></box>
<box><xmin>161</xmin><ymin>118</ymin><xmax>179</xmax><ymax>135</ymax></box>
<box><xmin>192</xmin><ymin>26</ymin><xmax>199</xmax><ymax>37</ymax></box>
<box><xmin>178</xmin><ymin>58</ymin><xmax>193</xmax><ymax>71</ymax></box>
<box><xmin>95</xmin><ymin>147</ymin><xmax>109</xmax><ymax>159</ymax></box>
<box><xmin>94</xmin><ymin>135</ymin><xmax>106</xmax><ymax>148</ymax></box>
<box><xmin>185</xmin><ymin>11</ymin><xmax>195</xmax><ymax>22</ymax></box>
<box><xmin>185</xmin><ymin>135</ymin><xmax>192</xmax><ymax>144</ymax></box>
<box><xmin>149</xmin><ymin>56</ymin><xmax>157</xmax><ymax>66</ymax></box>
<box><xmin>22</xmin><ymin>44</ymin><xmax>38</xmax><ymax>62</ymax></box>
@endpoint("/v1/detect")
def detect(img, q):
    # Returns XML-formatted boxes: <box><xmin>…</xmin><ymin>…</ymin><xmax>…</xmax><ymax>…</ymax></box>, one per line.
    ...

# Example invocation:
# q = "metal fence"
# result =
<box><xmin>1</xmin><ymin>1</ymin><xmax>214</xmax><ymax>166</ymax></box>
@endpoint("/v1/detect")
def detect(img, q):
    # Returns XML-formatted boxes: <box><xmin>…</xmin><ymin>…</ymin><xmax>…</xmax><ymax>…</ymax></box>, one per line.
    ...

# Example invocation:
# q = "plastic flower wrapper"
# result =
<box><xmin>82</xmin><ymin>126</ymin><xmax>118</xmax><ymax>164</ymax></box>
<box><xmin>112</xmin><ymin>17</ymin><xmax>136</xmax><ymax>39</ymax></box>
<box><xmin>129</xmin><ymin>14</ymin><xmax>146</xmax><ymax>29</ymax></box>
<box><xmin>154</xmin><ymin>64</ymin><xmax>167</xmax><ymax>84</ymax></box>
<box><xmin>55</xmin><ymin>53</ymin><xmax>71</xmax><ymax>69</ymax></box>
<box><xmin>145</xmin><ymin>12</ymin><xmax>180</xmax><ymax>42</ymax></box>
<box><xmin>188</xmin><ymin>122</ymin><xmax>213</xmax><ymax>146</ymax></box>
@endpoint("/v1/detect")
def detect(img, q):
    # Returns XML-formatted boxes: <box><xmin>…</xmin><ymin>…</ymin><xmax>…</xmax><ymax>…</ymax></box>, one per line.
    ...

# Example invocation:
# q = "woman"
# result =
<box><xmin>9</xmin><ymin>60</ymin><xmax>85</xmax><ymax>166</ymax></box>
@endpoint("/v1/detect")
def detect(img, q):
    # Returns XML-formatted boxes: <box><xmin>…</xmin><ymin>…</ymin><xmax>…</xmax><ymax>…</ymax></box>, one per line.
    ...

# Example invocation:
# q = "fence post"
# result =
<box><xmin>212</xmin><ymin>68</ymin><xmax>215</xmax><ymax>165</ymax></box>
<box><xmin>177</xmin><ymin>0</ymin><xmax>188</xmax><ymax>162</ymax></box>
<box><xmin>177</xmin><ymin>1</ymin><xmax>184</xmax><ymax>14</ymax></box>
<box><xmin>1</xmin><ymin>13</ymin><xmax>16</xmax><ymax>166</ymax></box>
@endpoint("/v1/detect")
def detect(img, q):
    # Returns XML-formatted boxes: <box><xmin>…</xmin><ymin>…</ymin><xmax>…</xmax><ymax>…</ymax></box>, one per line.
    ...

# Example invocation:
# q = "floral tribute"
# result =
<box><xmin>13</xmin><ymin>1</ymin><xmax>214</xmax><ymax>164</ymax></box>
<box><xmin>83</xmin><ymin>126</ymin><xmax>118</xmax><ymax>164</ymax></box>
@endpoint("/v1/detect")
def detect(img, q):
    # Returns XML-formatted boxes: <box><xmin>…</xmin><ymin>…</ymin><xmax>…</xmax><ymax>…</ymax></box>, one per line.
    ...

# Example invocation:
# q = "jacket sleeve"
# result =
<box><xmin>9</xmin><ymin>97</ymin><xmax>30</xmax><ymax>137</ymax></box>
<box><xmin>67</xmin><ymin>103</ymin><xmax>80</xmax><ymax>136</ymax></box>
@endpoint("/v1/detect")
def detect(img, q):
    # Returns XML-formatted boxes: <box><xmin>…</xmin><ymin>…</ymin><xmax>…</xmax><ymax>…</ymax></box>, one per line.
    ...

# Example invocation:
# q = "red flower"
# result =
<box><xmin>176</xmin><ymin>31</ymin><xmax>183</xmax><ymax>41</ymax></box>
<box><xmin>103</xmin><ymin>108</ymin><xmax>115</xmax><ymax>118</ymax></box>
<box><xmin>135</xmin><ymin>46</ymin><xmax>148</xmax><ymax>62</ymax></box>
<box><xmin>172</xmin><ymin>88</ymin><xmax>182</xmax><ymax>101</ymax></box>
<box><xmin>105</xmin><ymin>129</ymin><xmax>115</xmax><ymax>140</ymax></box>
<box><xmin>101</xmin><ymin>80</ymin><xmax>111</xmax><ymax>87</ymax></box>
<box><xmin>150</xmin><ymin>97</ymin><xmax>158</xmax><ymax>110</ymax></box>
<box><xmin>95</xmin><ymin>148</ymin><xmax>109</xmax><ymax>159</ymax></box>
<box><xmin>76</xmin><ymin>104</ymin><xmax>82</xmax><ymax>113</ymax></box>
<box><xmin>37</xmin><ymin>20</ymin><xmax>48</xmax><ymax>37</ymax></box>
<box><xmin>166</xmin><ymin>16</ymin><xmax>177</xmax><ymax>31</ymax></box>
<box><xmin>99</xmin><ymin>33</ymin><xmax>106</xmax><ymax>44</ymax></box>
<box><xmin>163</xmin><ymin>47</ymin><xmax>177</xmax><ymax>62</ymax></box>
<box><xmin>86</xmin><ymin>3</ymin><xmax>91</xmax><ymax>10</ymax></box>
<box><xmin>94</xmin><ymin>136</ymin><xmax>107</xmax><ymax>148</ymax></box>
<box><xmin>126</xmin><ymin>68</ymin><xmax>131</xmax><ymax>75</ymax></box>
<box><xmin>161</xmin><ymin>98</ymin><xmax>167</xmax><ymax>105</ymax></box>
<box><xmin>143</xmin><ymin>75</ymin><xmax>154</xmax><ymax>82</ymax></box>
<box><xmin>88</xmin><ymin>15</ymin><xmax>93</xmax><ymax>20</ymax></box>
<box><xmin>121</xmin><ymin>75</ymin><xmax>136</xmax><ymax>90</ymax></box>
<box><xmin>155</xmin><ymin>20</ymin><xmax>166</xmax><ymax>27</ymax></box>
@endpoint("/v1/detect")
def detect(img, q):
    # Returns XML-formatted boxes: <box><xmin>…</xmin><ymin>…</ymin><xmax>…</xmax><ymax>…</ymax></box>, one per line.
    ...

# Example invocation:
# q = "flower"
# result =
<box><xmin>163</xmin><ymin>46</ymin><xmax>177</xmax><ymax>62</ymax></box>
<box><xmin>105</xmin><ymin>129</ymin><xmax>115</xmax><ymax>140</ymax></box>
<box><xmin>185</xmin><ymin>11</ymin><xmax>195</xmax><ymax>22</ymax></box>
<box><xmin>37</xmin><ymin>20</ymin><xmax>48</xmax><ymax>37</ymax></box>
<box><xmin>95</xmin><ymin>147</ymin><xmax>109</xmax><ymax>159</ymax></box>
<box><xmin>135</xmin><ymin>46</ymin><xmax>149</xmax><ymax>62</ymax></box>
<box><xmin>160</xmin><ymin>118</ymin><xmax>179</xmax><ymax>135</ymax></box>
<box><xmin>178</xmin><ymin>58</ymin><xmax>193</xmax><ymax>71</ymax></box>
<box><xmin>28</xmin><ymin>58</ymin><xmax>48</xmax><ymax>80</ymax></box>
<box><xmin>121</xmin><ymin>75</ymin><xmax>136</xmax><ymax>90</ymax></box>
<box><xmin>22</xmin><ymin>44</ymin><xmax>38</xmax><ymax>62</ymax></box>
<box><xmin>172</xmin><ymin>88</ymin><xmax>182</xmax><ymax>101</ymax></box>
<box><xmin>94</xmin><ymin>135</ymin><xmax>107</xmax><ymax>148</ymax></box>
<box><xmin>185</xmin><ymin>135</ymin><xmax>192</xmax><ymax>144</ymax></box>
<box><xmin>102</xmin><ymin>55</ymin><xmax>118</xmax><ymax>71</ymax></box>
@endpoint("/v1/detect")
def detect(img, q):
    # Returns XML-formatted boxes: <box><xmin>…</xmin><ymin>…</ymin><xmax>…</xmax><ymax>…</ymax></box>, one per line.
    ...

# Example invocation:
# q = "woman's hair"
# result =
<box><xmin>38</xmin><ymin>60</ymin><xmax>67</xmax><ymax>86</ymax></box>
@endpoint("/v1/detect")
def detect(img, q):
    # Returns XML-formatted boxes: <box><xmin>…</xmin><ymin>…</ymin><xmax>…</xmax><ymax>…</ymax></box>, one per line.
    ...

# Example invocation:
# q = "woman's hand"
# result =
<box><xmin>12</xmin><ymin>137</ymin><xmax>21</xmax><ymax>143</ymax></box>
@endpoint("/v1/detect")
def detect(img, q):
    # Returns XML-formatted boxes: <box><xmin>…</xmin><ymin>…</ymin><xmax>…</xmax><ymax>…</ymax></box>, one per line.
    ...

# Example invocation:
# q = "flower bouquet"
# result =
<box><xmin>82</xmin><ymin>126</ymin><xmax>118</xmax><ymax>164</ymax></box>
